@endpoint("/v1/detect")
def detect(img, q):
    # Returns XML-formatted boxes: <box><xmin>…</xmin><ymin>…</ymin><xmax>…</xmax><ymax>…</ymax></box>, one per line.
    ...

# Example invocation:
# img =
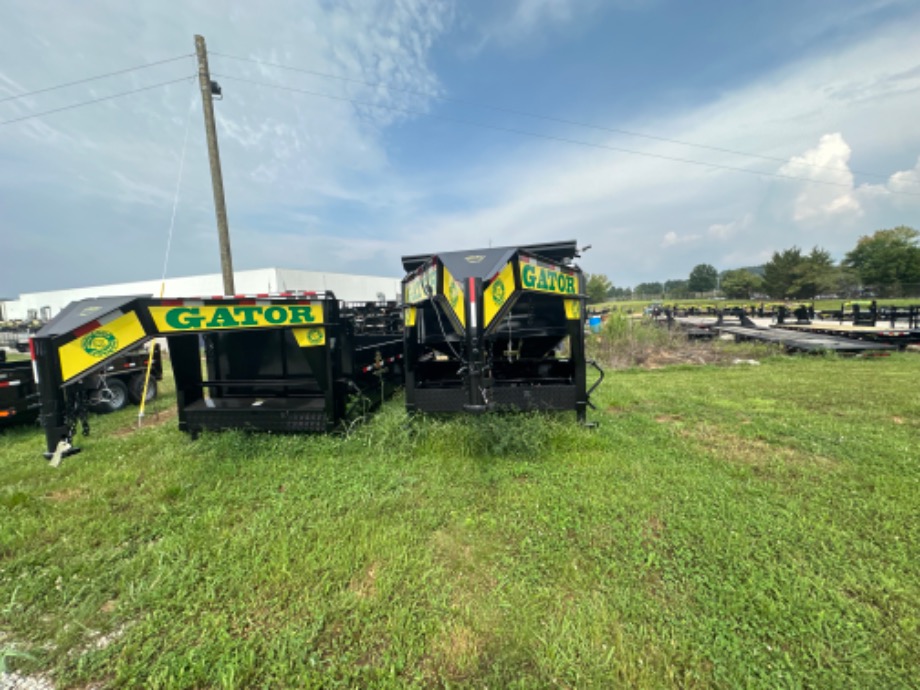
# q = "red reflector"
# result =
<box><xmin>161</xmin><ymin>299</ymin><xmax>184</xmax><ymax>306</ymax></box>
<box><xmin>468</xmin><ymin>277</ymin><xmax>476</xmax><ymax>302</ymax></box>
<box><xmin>256</xmin><ymin>293</ymin><xmax>269</xmax><ymax>298</ymax></box>
<box><xmin>0</xmin><ymin>381</ymin><xmax>9</xmax><ymax>388</ymax></box>
<box><xmin>29</xmin><ymin>337</ymin><xmax>36</xmax><ymax>361</ymax></box>
<box><xmin>72</xmin><ymin>320</ymin><xmax>102</xmax><ymax>338</ymax></box>
<box><xmin>236</xmin><ymin>299</ymin><xmax>256</xmax><ymax>306</ymax></box>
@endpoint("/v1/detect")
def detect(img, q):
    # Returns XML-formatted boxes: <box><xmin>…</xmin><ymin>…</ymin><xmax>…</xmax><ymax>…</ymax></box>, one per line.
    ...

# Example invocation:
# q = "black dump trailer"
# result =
<box><xmin>401</xmin><ymin>240</ymin><xmax>601</xmax><ymax>421</ymax></box>
<box><xmin>31</xmin><ymin>292</ymin><xmax>403</xmax><ymax>458</ymax></box>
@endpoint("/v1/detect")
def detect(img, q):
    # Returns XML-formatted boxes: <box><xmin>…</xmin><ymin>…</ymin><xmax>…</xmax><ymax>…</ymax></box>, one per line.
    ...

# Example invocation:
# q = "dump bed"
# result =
<box><xmin>401</xmin><ymin>240</ymin><xmax>600</xmax><ymax>420</ymax></box>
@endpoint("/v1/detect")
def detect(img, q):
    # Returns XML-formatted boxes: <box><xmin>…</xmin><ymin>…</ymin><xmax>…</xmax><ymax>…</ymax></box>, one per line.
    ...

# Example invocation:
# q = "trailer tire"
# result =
<box><xmin>128</xmin><ymin>373</ymin><xmax>157</xmax><ymax>405</ymax></box>
<box><xmin>90</xmin><ymin>378</ymin><xmax>129</xmax><ymax>414</ymax></box>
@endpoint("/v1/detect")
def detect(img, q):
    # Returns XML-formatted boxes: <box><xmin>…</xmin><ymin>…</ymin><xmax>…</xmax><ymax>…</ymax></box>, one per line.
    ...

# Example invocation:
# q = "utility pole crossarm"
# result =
<box><xmin>195</xmin><ymin>34</ymin><xmax>235</xmax><ymax>295</ymax></box>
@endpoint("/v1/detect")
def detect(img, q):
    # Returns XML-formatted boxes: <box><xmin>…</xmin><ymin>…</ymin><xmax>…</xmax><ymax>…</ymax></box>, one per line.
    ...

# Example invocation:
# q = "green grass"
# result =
<box><xmin>1</xmin><ymin>354</ymin><xmax>918</xmax><ymax>688</ymax></box>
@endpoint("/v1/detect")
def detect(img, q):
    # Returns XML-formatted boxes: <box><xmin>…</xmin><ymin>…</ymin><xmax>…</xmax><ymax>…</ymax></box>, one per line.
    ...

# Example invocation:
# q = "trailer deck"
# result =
<box><xmin>716</xmin><ymin>326</ymin><xmax>896</xmax><ymax>353</ymax></box>
<box><xmin>771</xmin><ymin>322</ymin><xmax>920</xmax><ymax>348</ymax></box>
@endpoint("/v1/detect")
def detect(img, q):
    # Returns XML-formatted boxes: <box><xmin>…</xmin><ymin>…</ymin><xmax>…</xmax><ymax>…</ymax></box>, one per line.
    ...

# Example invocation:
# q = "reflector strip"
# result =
<box><xmin>72</xmin><ymin>320</ymin><xmax>103</xmax><ymax>338</ymax></box>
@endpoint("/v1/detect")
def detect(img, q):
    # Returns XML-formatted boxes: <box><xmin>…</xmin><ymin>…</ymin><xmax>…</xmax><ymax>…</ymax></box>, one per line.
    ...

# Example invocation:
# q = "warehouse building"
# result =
<box><xmin>1</xmin><ymin>268</ymin><xmax>401</xmax><ymax>322</ymax></box>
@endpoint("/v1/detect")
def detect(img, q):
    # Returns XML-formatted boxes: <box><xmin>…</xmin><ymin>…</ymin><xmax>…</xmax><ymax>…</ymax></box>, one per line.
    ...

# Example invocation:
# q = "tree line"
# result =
<box><xmin>586</xmin><ymin>226</ymin><xmax>920</xmax><ymax>303</ymax></box>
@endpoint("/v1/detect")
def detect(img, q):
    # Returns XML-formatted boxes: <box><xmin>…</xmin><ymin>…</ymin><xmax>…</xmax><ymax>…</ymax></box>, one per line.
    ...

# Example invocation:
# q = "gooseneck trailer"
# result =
<box><xmin>30</xmin><ymin>292</ymin><xmax>403</xmax><ymax>458</ymax></box>
<box><xmin>401</xmin><ymin>240</ymin><xmax>601</xmax><ymax>421</ymax></box>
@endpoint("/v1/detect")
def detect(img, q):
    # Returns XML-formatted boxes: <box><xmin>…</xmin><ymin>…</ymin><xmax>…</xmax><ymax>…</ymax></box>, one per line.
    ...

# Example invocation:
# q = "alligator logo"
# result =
<box><xmin>465</xmin><ymin>255</ymin><xmax>485</xmax><ymax>263</ymax></box>
<box><xmin>307</xmin><ymin>327</ymin><xmax>324</xmax><ymax>344</ymax></box>
<box><xmin>492</xmin><ymin>279</ymin><xmax>506</xmax><ymax>306</ymax></box>
<box><xmin>81</xmin><ymin>330</ymin><xmax>118</xmax><ymax>358</ymax></box>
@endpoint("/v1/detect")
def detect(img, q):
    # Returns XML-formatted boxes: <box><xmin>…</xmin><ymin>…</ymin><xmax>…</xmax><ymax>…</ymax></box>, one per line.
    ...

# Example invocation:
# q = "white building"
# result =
<box><xmin>1</xmin><ymin>268</ymin><xmax>402</xmax><ymax>321</ymax></box>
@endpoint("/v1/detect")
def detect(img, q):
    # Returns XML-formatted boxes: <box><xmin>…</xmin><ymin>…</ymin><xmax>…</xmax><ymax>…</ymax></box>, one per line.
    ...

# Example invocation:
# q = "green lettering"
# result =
<box><xmin>566</xmin><ymin>276</ymin><xmax>576</xmax><ymax>294</ymax></box>
<box><xmin>546</xmin><ymin>271</ymin><xmax>557</xmax><ymax>291</ymax></box>
<box><xmin>206</xmin><ymin>307</ymin><xmax>239</xmax><ymax>329</ymax></box>
<box><xmin>233</xmin><ymin>306</ymin><xmax>261</xmax><ymax>326</ymax></box>
<box><xmin>522</xmin><ymin>264</ymin><xmax>536</xmax><ymax>288</ymax></box>
<box><xmin>166</xmin><ymin>307</ymin><xmax>204</xmax><ymax>330</ymax></box>
<box><xmin>264</xmin><ymin>306</ymin><xmax>287</xmax><ymax>324</ymax></box>
<box><xmin>536</xmin><ymin>268</ymin><xmax>548</xmax><ymax>291</ymax></box>
<box><xmin>288</xmin><ymin>305</ymin><xmax>315</xmax><ymax>324</ymax></box>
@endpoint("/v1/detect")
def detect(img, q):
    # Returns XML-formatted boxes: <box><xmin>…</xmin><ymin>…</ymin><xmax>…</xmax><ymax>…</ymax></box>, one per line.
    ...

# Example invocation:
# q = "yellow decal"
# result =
<box><xmin>148</xmin><ymin>304</ymin><xmax>324</xmax><ymax>332</ymax></box>
<box><xmin>520</xmin><ymin>260</ymin><xmax>577</xmax><ymax>295</ymax></box>
<box><xmin>404</xmin><ymin>264</ymin><xmax>438</xmax><ymax>304</ymax></box>
<box><xmin>405</xmin><ymin>307</ymin><xmax>417</xmax><ymax>327</ymax></box>
<box><xmin>59</xmin><ymin>311</ymin><xmax>146</xmax><ymax>382</ymax></box>
<box><xmin>292</xmin><ymin>327</ymin><xmax>326</xmax><ymax>348</ymax></box>
<box><xmin>564</xmin><ymin>299</ymin><xmax>582</xmax><ymax>320</ymax></box>
<box><xmin>484</xmin><ymin>261</ymin><xmax>516</xmax><ymax>327</ymax></box>
<box><xmin>442</xmin><ymin>266</ymin><xmax>466</xmax><ymax>329</ymax></box>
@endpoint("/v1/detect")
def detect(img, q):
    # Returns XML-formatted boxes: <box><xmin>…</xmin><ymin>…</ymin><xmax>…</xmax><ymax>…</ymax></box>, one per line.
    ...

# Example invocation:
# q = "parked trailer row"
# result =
<box><xmin>23</xmin><ymin>241</ymin><xmax>600</xmax><ymax>460</ymax></box>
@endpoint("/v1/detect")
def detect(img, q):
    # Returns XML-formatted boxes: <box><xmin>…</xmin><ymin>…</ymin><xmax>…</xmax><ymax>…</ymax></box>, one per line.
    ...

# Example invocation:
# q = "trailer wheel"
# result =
<box><xmin>90</xmin><ymin>378</ymin><xmax>129</xmax><ymax>414</ymax></box>
<box><xmin>128</xmin><ymin>373</ymin><xmax>158</xmax><ymax>405</ymax></box>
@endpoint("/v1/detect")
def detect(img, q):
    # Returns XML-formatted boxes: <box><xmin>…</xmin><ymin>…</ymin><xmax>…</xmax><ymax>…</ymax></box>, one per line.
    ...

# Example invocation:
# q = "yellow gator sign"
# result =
<box><xmin>484</xmin><ymin>261</ymin><xmax>516</xmax><ymax>328</ymax></box>
<box><xmin>404</xmin><ymin>264</ymin><xmax>437</xmax><ymax>304</ymax></box>
<box><xmin>59</xmin><ymin>311</ymin><xmax>147</xmax><ymax>382</ymax></box>
<box><xmin>148</xmin><ymin>304</ymin><xmax>324</xmax><ymax>332</ymax></box>
<box><xmin>520</xmin><ymin>260</ymin><xmax>577</xmax><ymax>296</ymax></box>
<box><xmin>442</xmin><ymin>266</ymin><xmax>466</xmax><ymax>330</ymax></box>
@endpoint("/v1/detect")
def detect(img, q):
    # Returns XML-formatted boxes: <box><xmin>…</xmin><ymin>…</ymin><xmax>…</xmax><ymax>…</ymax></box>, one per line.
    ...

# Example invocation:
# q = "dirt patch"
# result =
<box><xmin>892</xmin><ymin>416</ymin><xmax>905</xmax><ymax>425</ymax></box>
<box><xmin>655</xmin><ymin>415</ymin><xmax>682</xmax><ymax>424</ymax></box>
<box><xmin>684</xmin><ymin>425</ymin><xmax>837</xmax><ymax>471</ymax></box>
<box><xmin>112</xmin><ymin>407</ymin><xmax>177</xmax><ymax>438</ymax></box>
<box><xmin>423</xmin><ymin>623</ymin><xmax>486</xmax><ymax>683</ymax></box>
<box><xmin>643</xmin><ymin>515</ymin><xmax>665</xmax><ymax>542</ymax></box>
<box><xmin>44</xmin><ymin>488</ymin><xmax>86</xmax><ymax>503</ymax></box>
<box><xmin>349</xmin><ymin>562</ymin><xmax>380</xmax><ymax>599</ymax></box>
<box><xmin>429</xmin><ymin>529</ymin><xmax>497</xmax><ymax>610</ymax></box>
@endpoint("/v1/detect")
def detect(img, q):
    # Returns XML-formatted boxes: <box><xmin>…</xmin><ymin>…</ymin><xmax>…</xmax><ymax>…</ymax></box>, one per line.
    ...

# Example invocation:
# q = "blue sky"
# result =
<box><xmin>1</xmin><ymin>0</ymin><xmax>919</xmax><ymax>297</ymax></box>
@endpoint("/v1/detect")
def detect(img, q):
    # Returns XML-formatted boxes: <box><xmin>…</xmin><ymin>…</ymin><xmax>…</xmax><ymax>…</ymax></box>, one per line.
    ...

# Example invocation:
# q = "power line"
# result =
<box><xmin>209</xmin><ymin>50</ymin><xmax>901</xmax><ymax>184</ymax></box>
<box><xmin>0</xmin><ymin>76</ymin><xmax>194</xmax><ymax>127</ymax></box>
<box><xmin>0</xmin><ymin>54</ymin><xmax>193</xmax><ymax>104</ymax></box>
<box><xmin>212</xmin><ymin>73</ymin><xmax>920</xmax><ymax>198</ymax></box>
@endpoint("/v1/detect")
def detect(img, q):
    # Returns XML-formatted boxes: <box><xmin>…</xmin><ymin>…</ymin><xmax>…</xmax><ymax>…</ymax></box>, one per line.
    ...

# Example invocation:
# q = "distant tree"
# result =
<box><xmin>634</xmin><ymin>281</ymin><xmax>664</xmax><ymax>297</ymax></box>
<box><xmin>585</xmin><ymin>273</ymin><xmax>613</xmax><ymax>304</ymax></box>
<box><xmin>720</xmin><ymin>269</ymin><xmax>764</xmax><ymax>299</ymax></box>
<box><xmin>607</xmin><ymin>285</ymin><xmax>631</xmax><ymax>299</ymax></box>
<box><xmin>762</xmin><ymin>247</ymin><xmax>803</xmax><ymax>299</ymax></box>
<box><xmin>843</xmin><ymin>226</ymin><xmax>920</xmax><ymax>297</ymax></box>
<box><xmin>688</xmin><ymin>264</ymin><xmax>718</xmax><ymax>293</ymax></box>
<box><xmin>790</xmin><ymin>247</ymin><xmax>839</xmax><ymax>299</ymax></box>
<box><xmin>763</xmin><ymin>246</ymin><xmax>841</xmax><ymax>299</ymax></box>
<box><xmin>664</xmin><ymin>279</ymin><xmax>689</xmax><ymax>298</ymax></box>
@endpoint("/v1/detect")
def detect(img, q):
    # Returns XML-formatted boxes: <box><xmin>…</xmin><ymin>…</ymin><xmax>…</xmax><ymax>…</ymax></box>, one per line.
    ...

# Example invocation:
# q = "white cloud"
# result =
<box><xmin>708</xmin><ymin>213</ymin><xmax>753</xmax><ymax>239</ymax></box>
<box><xmin>661</xmin><ymin>231</ymin><xmax>701</xmax><ymax>248</ymax></box>
<box><xmin>779</xmin><ymin>133</ymin><xmax>861</xmax><ymax>221</ymax></box>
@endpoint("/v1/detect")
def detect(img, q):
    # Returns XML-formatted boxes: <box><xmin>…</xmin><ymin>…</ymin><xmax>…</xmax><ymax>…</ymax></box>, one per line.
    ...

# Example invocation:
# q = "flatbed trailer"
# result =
<box><xmin>773</xmin><ymin>322</ymin><xmax>920</xmax><ymax>349</ymax></box>
<box><xmin>1</xmin><ymin>346</ymin><xmax>161</xmax><ymax>427</ymax></box>
<box><xmin>715</xmin><ymin>325</ymin><xmax>895</xmax><ymax>353</ymax></box>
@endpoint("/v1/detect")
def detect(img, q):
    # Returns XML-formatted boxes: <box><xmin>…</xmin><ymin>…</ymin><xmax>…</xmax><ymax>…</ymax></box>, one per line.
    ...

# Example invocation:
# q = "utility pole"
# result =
<box><xmin>194</xmin><ymin>34</ymin><xmax>235</xmax><ymax>295</ymax></box>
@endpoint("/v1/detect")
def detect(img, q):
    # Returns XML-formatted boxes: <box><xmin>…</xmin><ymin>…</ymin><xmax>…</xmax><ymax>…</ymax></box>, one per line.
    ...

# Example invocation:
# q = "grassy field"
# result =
<box><xmin>1</xmin><ymin>350</ymin><xmax>918</xmax><ymax>688</ymax></box>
